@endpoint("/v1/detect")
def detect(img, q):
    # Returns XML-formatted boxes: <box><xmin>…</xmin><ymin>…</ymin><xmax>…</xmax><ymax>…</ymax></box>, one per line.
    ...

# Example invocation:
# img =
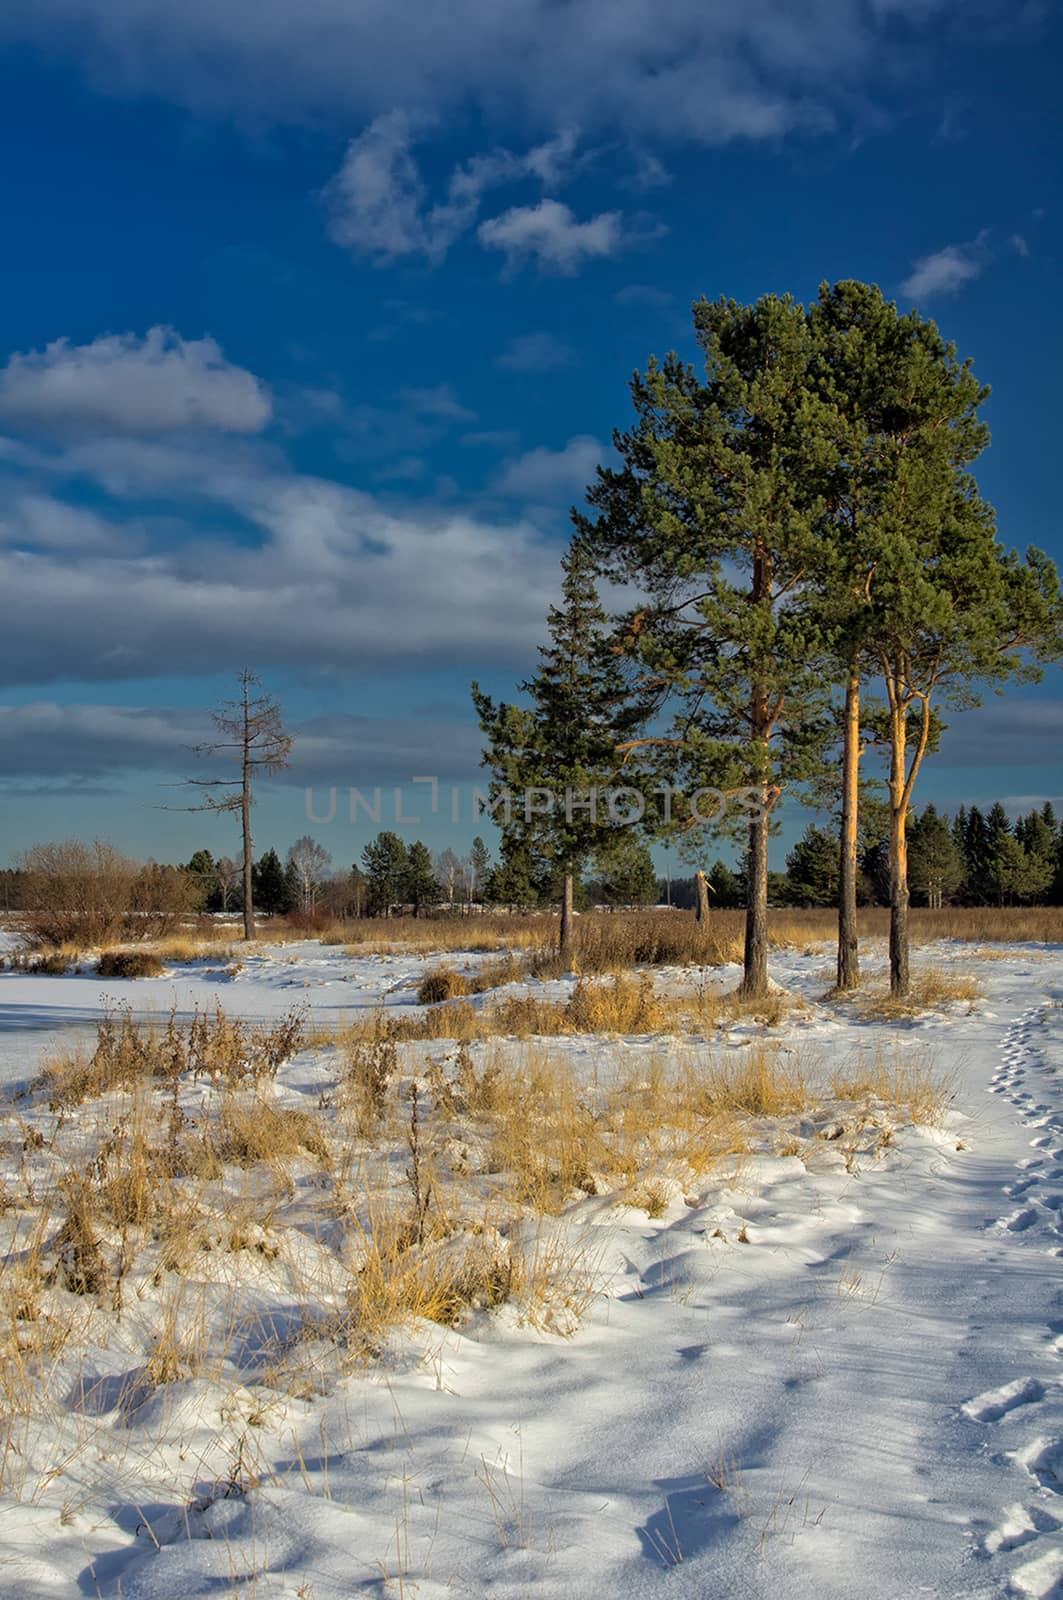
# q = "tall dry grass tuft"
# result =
<box><xmin>700</xmin><ymin>1044</ymin><xmax>812</xmax><ymax>1117</ymax></box>
<box><xmin>832</xmin><ymin>1054</ymin><xmax>952</xmax><ymax>1125</ymax></box>
<box><xmin>857</xmin><ymin>969</ymin><xmax>983</xmax><ymax>1019</ymax></box>
<box><xmin>417</xmin><ymin>966</ymin><xmax>470</xmax><ymax>1004</ymax></box>
<box><xmin>35</xmin><ymin>1002</ymin><xmax>307</xmax><ymax>1109</ymax></box>
<box><xmin>343</xmin><ymin>1023</ymin><xmax>397</xmax><ymax>1134</ymax></box>
<box><xmin>217</xmin><ymin>1097</ymin><xmax>332</xmax><ymax>1167</ymax></box>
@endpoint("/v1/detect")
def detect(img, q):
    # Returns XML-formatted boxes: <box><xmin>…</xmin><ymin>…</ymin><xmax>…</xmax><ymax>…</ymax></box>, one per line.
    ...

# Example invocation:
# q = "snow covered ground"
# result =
<box><xmin>1</xmin><ymin>937</ymin><xmax>1061</xmax><ymax>1599</ymax></box>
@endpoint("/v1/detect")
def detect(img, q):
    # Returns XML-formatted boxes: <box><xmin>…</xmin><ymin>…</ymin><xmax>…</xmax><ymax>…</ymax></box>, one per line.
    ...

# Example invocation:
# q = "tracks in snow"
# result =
<box><xmin>970</xmin><ymin>1005</ymin><xmax>1063</xmax><ymax>1596</ymax></box>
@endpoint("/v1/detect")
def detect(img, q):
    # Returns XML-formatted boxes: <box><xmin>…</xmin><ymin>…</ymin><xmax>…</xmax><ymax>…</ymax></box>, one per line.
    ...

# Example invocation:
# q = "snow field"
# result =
<box><xmin>0</xmin><ymin>937</ymin><xmax>1059</xmax><ymax>1597</ymax></box>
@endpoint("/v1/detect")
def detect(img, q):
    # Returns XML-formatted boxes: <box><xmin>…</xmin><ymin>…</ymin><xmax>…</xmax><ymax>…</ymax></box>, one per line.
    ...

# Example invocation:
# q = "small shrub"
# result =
<box><xmin>97</xmin><ymin>950</ymin><xmax>165</xmax><ymax>979</ymax></box>
<box><xmin>417</xmin><ymin>967</ymin><xmax>470</xmax><ymax>1004</ymax></box>
<box><xmin>25</xmin><ymin>952</ymin><xmax>75</xmax><ymax>976</ymax></box>
<box><xmin>344</xmin><ymin>1028</ymin><xmax>397</xmax><ymax>1132</ymax></box>
<box><xmin>53</xmin><ymin>1177</ymin><xmax>108</xmax><ymax>1296</ymax></box>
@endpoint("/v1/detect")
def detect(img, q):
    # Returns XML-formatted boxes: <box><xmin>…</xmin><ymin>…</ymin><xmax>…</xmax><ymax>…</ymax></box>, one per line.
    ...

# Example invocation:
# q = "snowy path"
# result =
<box><xmin>968</xmin><ymin>1001</ymin><xmax>1063</xmax><ymax>1598</ymax></box>
<box><xmin>1</xmin><ymin>945</ymin><xmax>1062</xmax><ymax>1598</ymax></box>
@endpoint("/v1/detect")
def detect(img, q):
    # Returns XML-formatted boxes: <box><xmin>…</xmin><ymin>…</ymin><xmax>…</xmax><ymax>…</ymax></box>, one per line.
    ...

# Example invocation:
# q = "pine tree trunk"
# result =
<box><xmin>739</xmin><ymin>541</ymin><xmax>773</xmax><ymax>1001</ymax></box>
<box><xmin>241</xmin><ymin>690</ymin><xmax>255</xmax><ymax>941</ymax></box>
<box><xmin>739</xmin><ymin>791</ymin><xmax>770</xmax><ymax>999</ymax></box>
<box><xmin>559</xmin><ymin>872</ymin><xmax>574</xmax><ymax>962</ymax></box>
<box><xmin>836</xmin><ymin>666</ymin><xmax>861</xmax><ymax>991</ymax></box>
<box><xmin>694</xmin><ymin>870</ymin><xmax>710</xmax><ymax>924</ymax></box>
<box><xmin>888</xmin><ymin>713</ymin><xmax>910</xmax><ymax>998</ymax></box>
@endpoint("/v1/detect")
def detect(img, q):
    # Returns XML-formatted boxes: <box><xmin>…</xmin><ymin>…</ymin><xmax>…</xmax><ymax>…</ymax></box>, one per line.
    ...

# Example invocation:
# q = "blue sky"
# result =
<box><xmin>0</xmin><ymin>0</ymin><xmax>1059</xmax><ymax>875</ymax></box>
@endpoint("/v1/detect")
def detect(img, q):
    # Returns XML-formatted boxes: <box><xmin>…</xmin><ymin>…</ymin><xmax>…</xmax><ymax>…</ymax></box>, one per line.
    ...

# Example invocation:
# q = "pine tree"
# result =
<box><xmin>807</xmin><ymin>283</ymin><xmax>956</xmax><ymax>987</ymax></box>
<box><xmin>1053</xmin><ymin>815</ymin><xmax>1063</xmax><ymax>906</ymax></box>
<box><xmin>839</xmin><ymin>337</ymin><xmax>1059</xmax><ymax>989</ymax></box>
<box><xmin>579</xmin><ymin>293</ymin><xmax>834</xmax><ymax>996</ymax></box>
<box><xmin>473</xmin><ymin>538</ymin><xmax>637</xmax><ymax>957</ymax></box>
<box><xmin>907</xmin><ymin>804</ymin><xmax>964</xmax><ymax>908</ymax></box>
<box><xmin>361</xmin><ymin>832</ymin><xmax>409</xmax><ymax>917</ymax></box>
<box><xmin>592</xmin><ymin>834</ymin><xmax>659</xmax><ymax>907</ymax></box>
<box><xmin>253</xmin><ymin>848</ymin><xmax>289</xmax><ymax>915</ymax></box>
<box><xmin>708</xmin><ymin>859</ymin><xmax>743</xmax><ymax>908</ymax></box>
<box><xmin>961</xmin><ymin>807</ymin><xmax>990</xmax><ymax>901</ymax></box>
<box><xmin>405</xmin><ymin>841</ymin><xmax>440</xmax><ymax>918</ymax></box>
<box><xmin>484</xmin><ymin>842</ymin><xmax>540</xmax><ymax>909</ymax></box>
<box><xmin>468</xmin><ymin>836</ymin><xmax>491</xmax><ymax>906</ymax></box>
<box><xmin>785</xmin><ymin>825</ymin><xmax>839</xmax><ymax>906</ymax></box>
<box><xmin>985</xmin><ymin>805</ymin><xmax>1022</xmax><ymax>907</ymax></box>
<box><xmin>185</xmin><ymin>849</ymin><xmax>216</xmax><ymax>910</ymax></box>
<box><xmin>282</xmin><ymin>858</ymin><xmax>301</xmax><ymax>915</ymax></box>
<box><xmin>983</xmin><ymin>804</ymin><xmax>1054</xmax><ymax>905</ymax></box>
<box><xmin>1016</xmin><ymin>807</ymin><xmax>1057</xmax><ymax>902</ymax></box>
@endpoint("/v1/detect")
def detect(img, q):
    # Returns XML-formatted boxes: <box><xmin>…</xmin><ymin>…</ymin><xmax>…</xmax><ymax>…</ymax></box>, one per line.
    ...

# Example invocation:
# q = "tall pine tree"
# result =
<box><xmin>579</xmin><ymin>294</ymin><xmax>834</xmax><ymax>997</ymax></box>
<box><xmin>473</xmin><ymin>538</ymin><xmax>637</xmax><ymax>957</ymax></box>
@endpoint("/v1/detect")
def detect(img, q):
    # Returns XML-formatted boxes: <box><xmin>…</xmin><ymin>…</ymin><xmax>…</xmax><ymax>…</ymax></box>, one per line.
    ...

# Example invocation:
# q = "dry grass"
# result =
<box><xmin>321</xmin><ymin>903</ymin><xmax>1063</xmax><ymax>966</ymax></box>
<box><xmin>857</xmin><ymin>969</ymin><xmax>983</xmax><ymax>1019</ymax></box>
<box><xmin>3</xmin><ymin>944</ymin><xmax>82</xmax><ymax>975</ymax></box>
<box><xmin>338</xmin><ymin>972</ymin><xmax>803</xmax><ymax>1054</ymax></box>
<box><xmin>35</xmin><ymin>1003</ymin><xmax>307</xmax><ymax>1109</ymax></box>
<box><xmin>148</xmin><ymin>936</ymin><xmax>238</xmax><ymax>964</ymax></box>
<box><xmin>96</xmin><ymin>949</ymin><xmax>165</xmax><ymax>979</ymax></box>
<box><xmin>702</xmin><ymin>1045</ymin><xmax>812</xmax><ymax>1117</ymax></box>
<box><xmin>832</xmin><ymin>1054</ymin><xmax>952</xmax><ymax>1125</ymax></box>
<box><xmin>417</xmin><ymin>966</ymin><xmax>471</xmax><ymax>1004</ymax></box>
<box><xmin>342</xmin><ymin>1025</ymin><xmax>398</xmax><ymax>1134</ymax></box>
<box><xmin>217</xmin><ymin>1098</ymin><xmax>332</xmax><ymax>1167</ymax></box>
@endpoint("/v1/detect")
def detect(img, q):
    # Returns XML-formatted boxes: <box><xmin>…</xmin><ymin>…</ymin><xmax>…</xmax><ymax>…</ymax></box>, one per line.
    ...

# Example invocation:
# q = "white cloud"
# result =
<box><xmin>0</xmin><ymin>493</ymin><xmax>129</xmax><ymax>550</ymax></box>
<box><xmin>325</xmin><ymin>115</ymin><xmax>582</xmax><ymax>265</ymax></box>
<box><xmin>495</xmin><ymin>434</ymin><xmax>604</xmax><ymax>498</ymax></box>
<box><xmin>0</xmin><ymin>1</ymin><xmax>979</xmax><ymax>145</ymax></box>
<box><xmin>495</xmin><ymin>332</ymin><xmax>575</xmax><ymax>372</ymax></box>
<box><xmin>0</xmin><ymin>447</ymin><xmax>566</xmax><ymax>685</ymax></box>
<box><xmin>900</xmin><ymin>232</ymin><xmax>990</xmax><ymax>300</ymax></box>
<box><xmin>0</xmin><ymin>327</ymin><xmax>271</xmax><ymax>434</ymax></box>
<box><xmin>323</xmin><ymin>110</ymin><xmax>439</xmax><ymax>261</ymax></box>
<box><xmin>1009</xmin><ymin>232</ymin><xmax>1030</xmax><ymax>257</ymax></box>
<box><xmin>478</xmin><ymin>200</ymin><xmax>623</xmax><ymax>275</ymax></box>
<box><xmin>0</xmin><ymin>701</ymin><xmax>483</xmax><ymax>784</ymax></box>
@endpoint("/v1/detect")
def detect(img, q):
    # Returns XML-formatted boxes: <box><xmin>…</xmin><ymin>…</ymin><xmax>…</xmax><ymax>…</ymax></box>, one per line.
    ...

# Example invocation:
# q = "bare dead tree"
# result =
<box><xmin>185</xmin><ymin>671</ymin><xmax>292</xmax><ymax>939</ymax></box>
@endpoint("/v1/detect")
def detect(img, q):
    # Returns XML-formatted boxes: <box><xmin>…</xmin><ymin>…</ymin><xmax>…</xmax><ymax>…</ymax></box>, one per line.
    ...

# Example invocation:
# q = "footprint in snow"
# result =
<box><xmin>963</xmin><ymin>1377</ymin><xmax>1046</xmax><ymax>1424</ymax></box>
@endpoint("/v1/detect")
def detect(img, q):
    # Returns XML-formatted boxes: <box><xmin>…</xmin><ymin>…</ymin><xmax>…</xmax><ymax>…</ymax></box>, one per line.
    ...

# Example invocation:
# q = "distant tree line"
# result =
<box><xmin>6</xmin><ymin>798</ymin><xmax>1060</xmax><ymax>944</ymax></box>
<box><xmin>780</xmin><ymin>799</ymin><xmax>1063</xmax><ymax>910</ymax></box>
